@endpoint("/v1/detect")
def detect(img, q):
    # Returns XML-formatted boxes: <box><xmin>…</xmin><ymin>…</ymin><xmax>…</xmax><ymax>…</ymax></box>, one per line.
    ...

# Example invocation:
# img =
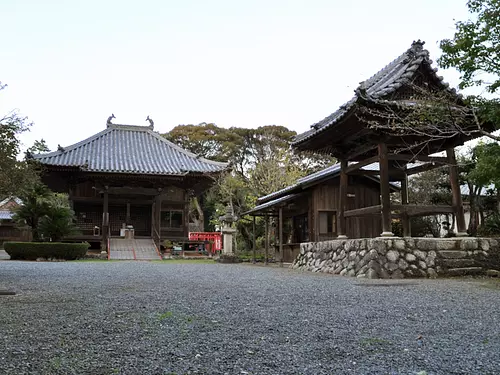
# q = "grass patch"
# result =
<box><xmin>360</xmin><ymin>337</ymin><xmax>391</xmax><ymax>346</ymax></box>
<box><xmin>476</xmin><ymin>279</ymin><xmax>500</xmax><ymax>290</ymax></box>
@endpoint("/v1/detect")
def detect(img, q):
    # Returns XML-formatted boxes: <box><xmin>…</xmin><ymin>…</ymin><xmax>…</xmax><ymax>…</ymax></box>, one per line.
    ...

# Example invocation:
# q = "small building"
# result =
<box><xmin>292</xmin><ymin>40</ymin><xmax>489</xmax><ymax>238</ymax></box>
<box><xmin>244</xmin><ymin>164</ymin><xmax>398</xmax><ymax>262</ymax></box>
<box><xmin>0</xmin><ymin>197</ymin><xmax>30</xmax><ymax>244</ymax></box>
<box><xmin>32</xmin><ymin>121</ymin><xmax>229</xmax><ymax>249</ymax></box>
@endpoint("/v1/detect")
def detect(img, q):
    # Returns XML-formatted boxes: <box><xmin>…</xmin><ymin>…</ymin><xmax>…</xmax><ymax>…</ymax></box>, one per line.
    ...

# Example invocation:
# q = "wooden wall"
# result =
<box><xmin>310</xmin><ymin>176</ymin><xmax>382</xmax><ymax>240</ymax></box>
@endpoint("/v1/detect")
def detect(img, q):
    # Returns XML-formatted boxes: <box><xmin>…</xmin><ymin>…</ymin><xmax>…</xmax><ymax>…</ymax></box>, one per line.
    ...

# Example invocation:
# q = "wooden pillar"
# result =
<box><xmin>155</xmin><ymin>193</ymin><xmax>162</xmax><ymax>242</ymax></box>
<box><xmin>126</xmin><ymin>201</ymin><xmax>131</xmax><ymax>224</ymax></box>
<box><xmin>264</xmin><ymin>215</ymin><xmax>269</xmax><ymax>265</ymax></box>
<box><xmin>378</xmin><ymin>143</ymin><xmax>393</xmax><ymax>236</ymax></box>
<box><xmin>279</xmin><ymin>207</ymin><xmax>283</xmax><ymax>266</ymax></box>
<box><xmin>401</xmin><ymin>172</ymin><xmax>411</xmax><ymax>237</ymax></box>
<box><xmin>337</xmin><ymin>159</ymin><xmax>348</xmax><ymax>238</ymax></box>
<box><xmin>447</xmin><ymin>147</ymin><xmax>467</xmax><ymax>236</ymax></box>
<box><xmin>252</xmin><ymin>215</ymin><xmax>256</xmax><ymax>263</ymax></box>
<box><xmin>102</xmin><ymin>186</ymin><xmax>109</xmax><ymax>250</ymax></box>
<box><xmin>183</xmin><ymin>195</ymin><xmax>190</xmax><ymax>239</ymax></box>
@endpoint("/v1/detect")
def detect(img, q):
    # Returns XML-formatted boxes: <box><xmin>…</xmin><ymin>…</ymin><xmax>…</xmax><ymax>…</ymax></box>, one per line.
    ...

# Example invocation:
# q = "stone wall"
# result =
<box><xmin>292</xmin><ymin>238</ymin><xmax>500</xmax><ymax>279</ymax></box>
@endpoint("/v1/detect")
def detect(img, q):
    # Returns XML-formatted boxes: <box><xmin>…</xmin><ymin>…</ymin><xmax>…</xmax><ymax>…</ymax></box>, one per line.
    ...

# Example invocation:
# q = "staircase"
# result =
<box><xmin>438</xmin><ymin>250</ymin><xmax>484</xmax><ymax>276</ymax></box>
<box><xmin>108</xmin><ymin>238</ymin><xmax>162</xmax><ymax>260</ymax></box>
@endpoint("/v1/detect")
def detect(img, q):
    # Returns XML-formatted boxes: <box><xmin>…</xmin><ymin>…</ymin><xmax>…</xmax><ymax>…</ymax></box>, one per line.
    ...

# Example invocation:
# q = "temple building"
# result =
<box><xmin>33</xmin><ymin>120</ymin><xmax>229</xmax><ymax>252</ymax></box>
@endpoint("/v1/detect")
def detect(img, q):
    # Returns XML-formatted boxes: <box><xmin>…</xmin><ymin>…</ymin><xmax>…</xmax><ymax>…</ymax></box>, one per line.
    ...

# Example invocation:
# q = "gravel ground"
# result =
<box><xmin>1</xmin><ymin>261</ymin><xmax>499</xmax><ymax>375</ymax></box>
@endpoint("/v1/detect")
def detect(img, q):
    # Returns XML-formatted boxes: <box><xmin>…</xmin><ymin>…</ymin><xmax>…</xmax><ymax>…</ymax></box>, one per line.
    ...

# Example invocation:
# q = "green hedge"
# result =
<box><xmin>4</xmin><ymin>242</ymin><xmax>90</xmax><ymax>260</ymax></box>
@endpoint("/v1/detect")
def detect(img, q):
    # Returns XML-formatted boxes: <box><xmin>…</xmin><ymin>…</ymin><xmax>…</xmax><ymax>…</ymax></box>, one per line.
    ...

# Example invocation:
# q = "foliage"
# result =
<box><xmin>4</xmin><ymin>241</ymin><xmax>89</xmax><ymax>260</ymax></box>
<box><xmin>38</xmin><ymin>193</ymin><xmax>78</xmax><ymax>241</ymax></box>
<box><xmin>26</xmin><ymin>139</ymin><xmax>50</xmax><ymax>155</ymax></box>
<box><xmin>164</xmin><ymin>123</ymin><xmax>335</xmax><ymax>250</ymax></box>
<box><xmin>0</xmin><ymin>82</ymin><xmax>40</xmax><ymax>196</ymax></box>
<box><xmin>14</xmin><ymin>183</ymin><xmax>77</xmax><ymax>241</ymax></box>
<box><xmin>439</xmin><ymin>0</ymin><xmax>500</xmax><ymax>93</ymax></box>
<box><xmin>477</xmin><ymin>213</ymin><xmax>500</xmax><ymax>236</ymax></box>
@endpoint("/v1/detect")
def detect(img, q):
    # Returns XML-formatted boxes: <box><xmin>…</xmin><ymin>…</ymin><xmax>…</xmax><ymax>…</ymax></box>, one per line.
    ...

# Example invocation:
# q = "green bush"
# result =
<box><xmin>4</xmin><ymin>242</ymin><xmax>90</xmax><ymax>260</ymax></box>
<box><xmin>478</xmin><ymin>214</ymin><xmax>500</xmax><ymax>237</ymax></box>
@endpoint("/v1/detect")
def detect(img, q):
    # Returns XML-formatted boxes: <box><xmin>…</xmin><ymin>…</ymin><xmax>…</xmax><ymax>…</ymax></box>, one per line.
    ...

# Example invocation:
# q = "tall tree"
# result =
<box><xmin>439</xmin><ymin>0</ymin><xmax>500</xmax><ymax>94</ymax></box>
<box><xmin>0</xmin><ymin>82</ymin><xmax>38</xmax><ymax>196</ymax></box>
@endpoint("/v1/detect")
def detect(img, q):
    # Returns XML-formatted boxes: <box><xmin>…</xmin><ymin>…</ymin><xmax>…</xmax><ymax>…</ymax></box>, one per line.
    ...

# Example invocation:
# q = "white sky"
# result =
<box><xmin>1</xmin><ymin>0</ymin><xmax>472</xmax><ymax>152</ymax></box>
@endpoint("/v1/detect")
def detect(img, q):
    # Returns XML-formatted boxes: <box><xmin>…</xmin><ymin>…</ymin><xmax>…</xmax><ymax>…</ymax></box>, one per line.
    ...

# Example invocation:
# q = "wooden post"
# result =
<box><xmin>102</xmin><ymin>186</ymin><xmax>109</xmax><ymax>250</ymax></box>
<box><xmin>279</xmin><ymin>207</ymin><xmax>283</xmax><ymax>266</ymax></box>
<box><xmin>447</xmin><ymin>147</ymin><xmax>467</xmax><ymax>236</ymax></box>
<box><xmin>338</xmin><ymin>159</ymin><xmax>348</xmax><ymax>238</ymax></box>
<box><xmin>401</xmin><ymin>172</ymin><xmax>411</xmax><ymax>237</ymax></box>
<box><xmin>183</xmin><ymin>194</ymin><xmax>190</xmax><ymax>240</ymax></box>
<box><xmin>126</xmin><ymin>201</ymin><xmax>131</xmax><ymax>224</ymax></box>
<box><xmin>378</xmin><ymin>143</ymin><xmax>393</xmax><ymax>236</ymax></box>
<box><xmin>252</xmin><ymin>215</ymin><xmax>256</xmax><ymax>263</ymax></box>
<box><xmin>155</xmin><ymin>193</ymin><xmax>162</xmax><ymax>243</ymax></box>
<box><xmin>264</xmin><ymin>215</ymin><xmax>269</xmax><ymax>265</ymax></box>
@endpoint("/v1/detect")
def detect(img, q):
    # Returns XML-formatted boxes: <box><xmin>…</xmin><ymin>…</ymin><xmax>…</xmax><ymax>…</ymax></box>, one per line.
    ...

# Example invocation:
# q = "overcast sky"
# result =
<box><xmin>2</xmin><ymin>0</ymin><xmax>471</xmax><ymax>152</ymax></box>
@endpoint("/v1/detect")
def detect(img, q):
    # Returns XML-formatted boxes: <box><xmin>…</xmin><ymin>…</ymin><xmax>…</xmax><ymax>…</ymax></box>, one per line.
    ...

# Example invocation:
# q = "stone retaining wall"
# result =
<box><xmin>292</xmin><ymin>238</ymin><xmax>500</xmax><ymax>279</ymax></box>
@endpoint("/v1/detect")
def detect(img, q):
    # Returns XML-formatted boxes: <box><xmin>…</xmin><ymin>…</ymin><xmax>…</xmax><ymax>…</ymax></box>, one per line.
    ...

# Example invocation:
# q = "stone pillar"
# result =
<box><xmin>221</xmin><ymin>224</ymin><xmax>237</xmax><ymax>254</ymax></box>
<box><xmin>401</xmin><ymin>172</ymin><xmax>411</xmax><ymax>237</ymax></box>
<box><xmin>378</xmin><ymin>143</ymin><xmax>394</xmax><ymax>237</ymax></box>
<box><xmin>447</xmin><ymin>147</ymin><xmax>467</xmax><ymax>236</ymax></box>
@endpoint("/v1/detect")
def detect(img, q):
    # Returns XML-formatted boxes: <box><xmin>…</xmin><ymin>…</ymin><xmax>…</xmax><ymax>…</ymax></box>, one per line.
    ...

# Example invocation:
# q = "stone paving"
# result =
<box><xmin>108</xmin><ymin>238</ymin><xmax>162</xmax><ymax>260</ymax></box>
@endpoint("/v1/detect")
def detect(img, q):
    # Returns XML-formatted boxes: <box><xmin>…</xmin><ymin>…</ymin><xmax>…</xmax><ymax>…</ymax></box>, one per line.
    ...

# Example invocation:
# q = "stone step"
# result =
<box><xmin>440</xmin><ymin>258</ymin><xmax>477</xmax><ymax>268</ymax></box>
<box><xmin>447</xmin><ymin>267</ymin><xmax>484</xmax><ymax>276</ymax></box>
<box><xmin>438</xmin><ymin>250</ymin><xmax>468</xmax><ymax>259</ymax></box>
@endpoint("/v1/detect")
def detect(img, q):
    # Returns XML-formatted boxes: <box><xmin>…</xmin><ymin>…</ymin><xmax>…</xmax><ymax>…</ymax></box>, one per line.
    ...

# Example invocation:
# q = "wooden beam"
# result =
<box><xmin>405</xmin><ymin>163</ymin><xmax>444</xmax><ymax>176</ymax></box>
<box><xmin>447</xmin><ymin>148</ymin><xmax>467</xmax><ymax>235</ymax></box>
<box><xmin>344</xmin><ymin>205</ymin><xmax>382</xmax><ymax>218</ymax></box>
<box><xmin>388</xmin><ymin>154</ymin><xmax>448</xmax><ymax>164</ymax></box>
<box><xmin>401</xmin><ymin>174</ymin><xmax>411</xmax><ymax>237</ymax></box>
<box><xmin>391</xmin><ymin>204</ymin><xmax>455</xmax><ymax>216</ymax></box>
<box><xmin>338</xmin><ymin>159</ymin><xmax>348</xmax><ymax>238</ymax></box>
<box><xmin>378</xmin><ymin>143</ymin><xmax>393</xmax><ymax>236</ymax></box>
<box><xmin>345</xmin><ymin>156</ymin><xmax>379</xmax><ymax>174</ymax></box>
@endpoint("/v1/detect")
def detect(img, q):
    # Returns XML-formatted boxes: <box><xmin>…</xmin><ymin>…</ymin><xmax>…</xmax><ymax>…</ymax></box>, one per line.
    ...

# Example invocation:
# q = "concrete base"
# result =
<box><xmin>337</xmin><ymin>235</ymin><xmax>348</xmax><ymax>239</ymax></box>
<box><xmin>379</xmin><ymin>232</ymin><xmax>395</xmax><ymax>237</ymax></box>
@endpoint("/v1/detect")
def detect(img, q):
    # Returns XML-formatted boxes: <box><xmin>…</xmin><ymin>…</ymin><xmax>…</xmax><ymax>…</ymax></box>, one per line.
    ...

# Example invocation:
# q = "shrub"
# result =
<box><xmin>4</xmin><ymin>242</ymin><xmax>90</xmax><ymax>260</ymax></box>
<box><xmin>478</xmin><ymin>214</ymin><xmax>500</xmax><ymax>237</ymax></box>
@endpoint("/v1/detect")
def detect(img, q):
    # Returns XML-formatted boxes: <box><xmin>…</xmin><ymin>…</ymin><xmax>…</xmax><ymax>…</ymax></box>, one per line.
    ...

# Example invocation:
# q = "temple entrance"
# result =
<box><xmin>109</xmin><ymin>204</ymin><xmax>152</xmax><ymax>237</ymax></box>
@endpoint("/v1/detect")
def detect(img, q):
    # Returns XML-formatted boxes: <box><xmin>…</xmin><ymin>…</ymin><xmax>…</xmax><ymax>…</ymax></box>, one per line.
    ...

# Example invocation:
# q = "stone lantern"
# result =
<box><xmin>219</xmin><ymin>205</ymin><xmax>237</xmax><ymax>255</ymax></box>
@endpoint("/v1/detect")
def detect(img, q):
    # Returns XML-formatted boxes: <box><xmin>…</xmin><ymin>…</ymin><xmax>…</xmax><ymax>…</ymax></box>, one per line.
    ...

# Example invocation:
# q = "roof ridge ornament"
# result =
<box><xmin>146</xmin><ymin>115</ymin><xmax>154</xmax><ymax>129</ymax></box>
<box><xmin>106</xmin><ymin>113</ymin><xmax>116</xmax><ymax>127</ymax></box>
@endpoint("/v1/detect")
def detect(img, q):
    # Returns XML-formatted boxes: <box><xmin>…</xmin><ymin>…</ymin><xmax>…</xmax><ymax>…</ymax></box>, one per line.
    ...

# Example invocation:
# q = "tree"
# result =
<box><xmin>14</xmin><ymin>182</ymin><xmax>52</xmax><ymax>241</ymax></box>
<box><xmin>438</xmin><ymin>0</ymin><xmax>500</xmax><ymax>141</ymax></box>
<box><xmin>38</xmin><ymin>193</ymin><xmax>77</xmax><ymax>241</ymax></box>
<box><xmin>0</xmin><ymin>82</ymin><xmax>38</xmax><ymax>197</ymax></box>
<box><xmin>14</xmin><ymin>183</ymin><xmax>77</xmax><ymax>241</ymax></box>
<box><xmin>439</xmin><ymin>0</ymin><xmax>500</xmax><ymax>94</ymax></box>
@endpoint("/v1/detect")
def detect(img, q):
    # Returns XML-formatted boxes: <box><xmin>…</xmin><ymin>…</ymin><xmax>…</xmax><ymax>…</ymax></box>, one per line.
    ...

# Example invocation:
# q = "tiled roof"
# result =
<box><xmin>0</xmin><ymin>210</ymin><xmax>14</xmax><ymax>220</ymax></box>
<box><xmin>33</xmin><ymin>124</ymin><xmax>229</xmax><ymax>175</ymax></box>
<box><xmin>293</xmin><ymin>40</ymin><xmax>456</xmax><ymax>146</ymax></box>
<box><xmin>0</xmin><ymin>197</ymin><xmax>22</xmax><ymax>208</ymax></box>
<box><xmin>243</xmin><ymin>194</ymin><xmax>300</xmax><ymax>216</ymax></box>
<box><xmin>257</xmin><ymin>162</ymin><xmax>399</xmax><ymax>205</ymax></box>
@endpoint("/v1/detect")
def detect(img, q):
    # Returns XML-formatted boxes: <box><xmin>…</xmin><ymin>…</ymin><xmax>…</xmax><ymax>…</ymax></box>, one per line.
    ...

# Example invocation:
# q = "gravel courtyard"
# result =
<box><xmin>1</xmin><ymin>261</ymin><xmax>499</xmax><ymax>375</ymax></box>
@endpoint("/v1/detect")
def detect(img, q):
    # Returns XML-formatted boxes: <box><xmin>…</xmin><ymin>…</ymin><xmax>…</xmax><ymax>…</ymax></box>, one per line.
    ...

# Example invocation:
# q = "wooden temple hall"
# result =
<box><xmin>32</xmin><ymin>118</ymin><xmax>228</xmax><ymax>249</ymax></box>
<box><xmin>247</xmin><ymin>40</ymin><xmax>486</xmax><ymax>259</ymax></box>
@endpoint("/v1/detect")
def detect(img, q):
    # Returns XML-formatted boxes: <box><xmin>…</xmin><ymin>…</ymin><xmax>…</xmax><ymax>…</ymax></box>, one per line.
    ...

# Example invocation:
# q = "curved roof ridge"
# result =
<box><xmin>293</xmin><ymin>40</ymin><xmax>457</xmax><ymax>146</ymax></box>
<box><xmin>33</xmin><ymin>123</ymin><xmax>229</xmax><ymax>175</ymax></box>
